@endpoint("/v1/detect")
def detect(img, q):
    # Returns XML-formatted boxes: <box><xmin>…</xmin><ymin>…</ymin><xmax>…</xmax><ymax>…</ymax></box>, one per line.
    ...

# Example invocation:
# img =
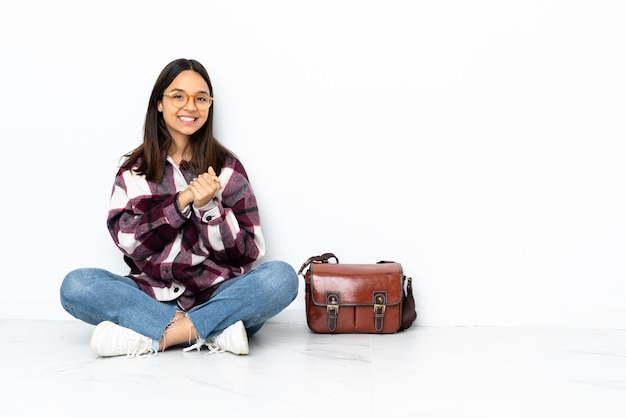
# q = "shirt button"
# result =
<box><xmin>174</xmin><ymin>287</ymin><xmax>180</xmax><ymax>292</ymax></box>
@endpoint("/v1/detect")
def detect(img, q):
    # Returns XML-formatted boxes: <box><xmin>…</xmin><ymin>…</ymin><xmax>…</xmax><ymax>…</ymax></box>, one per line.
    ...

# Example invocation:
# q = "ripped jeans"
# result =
<box><xmin>60</xmin><ymin>260</ymin><xmax>299</xmax><ymax>342</ymax></box>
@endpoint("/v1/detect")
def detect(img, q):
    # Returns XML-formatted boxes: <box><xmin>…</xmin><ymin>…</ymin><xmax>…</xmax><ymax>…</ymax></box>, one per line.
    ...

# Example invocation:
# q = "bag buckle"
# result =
<box><xmin>327</xmin><ymin>305</ymin><xmax>339</xmax><ymax>314</ymax></box>
<box><xmin>373</xmin><ymin>291</ymin><xmax>387</xmax><ymax>332</ymax></box>
<box><xmin>326</xmin><ymin>292</ymin><xmax>340</xmax><ymax>332</ymax></box>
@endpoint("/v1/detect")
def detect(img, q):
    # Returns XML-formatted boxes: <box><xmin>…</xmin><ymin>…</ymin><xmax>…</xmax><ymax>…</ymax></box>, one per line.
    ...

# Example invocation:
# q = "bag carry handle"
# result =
<box><xmin>297</xmin><ymin>252</ymin><xmax>338</xmax><ymax>276</ymax></box>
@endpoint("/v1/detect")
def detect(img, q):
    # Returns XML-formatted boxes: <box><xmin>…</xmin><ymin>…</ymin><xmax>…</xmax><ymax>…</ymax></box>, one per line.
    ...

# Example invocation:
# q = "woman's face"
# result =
<box><xmin>157</xmin><ymin>70</ymin><xmax>212</xmax><ymax>143</ymax></box>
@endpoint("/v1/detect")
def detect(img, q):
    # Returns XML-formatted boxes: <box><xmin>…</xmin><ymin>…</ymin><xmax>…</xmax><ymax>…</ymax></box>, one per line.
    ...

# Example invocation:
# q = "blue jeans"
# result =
<box><xmin>60</xmin><ymin>260</ymin><xmax>299</xmax><ymax>341</ymax></box>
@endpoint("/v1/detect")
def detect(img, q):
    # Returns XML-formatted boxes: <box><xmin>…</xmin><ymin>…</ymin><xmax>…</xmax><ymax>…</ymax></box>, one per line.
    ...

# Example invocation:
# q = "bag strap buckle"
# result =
<box><xmin>373</xmin><ymin>291</ymin><xmax>387</xmax><ymax>332</ymax></box>
<box><xmin>326</xmin><ymin>292</ymin><xmax>340</xmax><ymax>332</ymax></box>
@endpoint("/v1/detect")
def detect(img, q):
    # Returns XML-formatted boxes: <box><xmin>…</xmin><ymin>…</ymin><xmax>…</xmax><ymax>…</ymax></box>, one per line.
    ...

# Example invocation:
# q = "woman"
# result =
<box><xmin>60</xmin><ymin>58</ymin><xmax>298</xmax><ymax>358</ymax></box>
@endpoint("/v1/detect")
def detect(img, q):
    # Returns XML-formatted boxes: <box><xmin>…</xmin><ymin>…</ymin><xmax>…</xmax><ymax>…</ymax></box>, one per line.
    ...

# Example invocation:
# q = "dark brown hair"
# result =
<box><xmin>121</xmin><ymin>58</ymin><xmax>231</xmax><ymax>182</ymax></box>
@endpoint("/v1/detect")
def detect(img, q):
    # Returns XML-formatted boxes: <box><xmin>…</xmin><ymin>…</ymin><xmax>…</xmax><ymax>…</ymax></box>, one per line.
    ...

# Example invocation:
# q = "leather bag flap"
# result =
<box><xmin>309</xmin><ymin>263</ymin><xmax>403</xmax><ymax>307</ymax></box>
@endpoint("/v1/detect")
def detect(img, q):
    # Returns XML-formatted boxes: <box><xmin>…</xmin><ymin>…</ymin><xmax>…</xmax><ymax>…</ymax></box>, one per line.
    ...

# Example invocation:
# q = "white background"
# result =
<box><xmin>0</xmin><ymin>0</ymin><xmax>624</xmax><ymax>328</ymax></box>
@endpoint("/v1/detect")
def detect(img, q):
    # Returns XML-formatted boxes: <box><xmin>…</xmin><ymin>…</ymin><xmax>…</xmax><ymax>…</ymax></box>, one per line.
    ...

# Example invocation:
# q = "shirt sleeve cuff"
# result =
<box><xmin>193</xmin><ymin>200</ymin><xmax>219</xmax><ymax>223</ymax></box>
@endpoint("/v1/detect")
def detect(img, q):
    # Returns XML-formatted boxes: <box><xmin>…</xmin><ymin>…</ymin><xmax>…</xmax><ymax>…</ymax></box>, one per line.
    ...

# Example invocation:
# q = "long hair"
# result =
<box><xmin>121</xmin><ymin>58</ymin><xmax>231</xmax><ymax>182</ymax></box>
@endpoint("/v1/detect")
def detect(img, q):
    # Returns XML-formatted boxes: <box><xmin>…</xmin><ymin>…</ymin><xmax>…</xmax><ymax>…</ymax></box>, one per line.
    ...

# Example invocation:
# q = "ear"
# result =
<box><xmin>157</xmin><ymin>100</ymin><xmax>163</xmax><ymax>112</ymax></box>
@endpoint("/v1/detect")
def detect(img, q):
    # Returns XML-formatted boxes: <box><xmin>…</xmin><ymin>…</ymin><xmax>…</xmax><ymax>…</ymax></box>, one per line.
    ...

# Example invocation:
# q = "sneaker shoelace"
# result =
<box><xmin>127</xmin><ymin>338</ymin><xmax>157</xmax><ymax>358</ymax></box>
<box><xmin>183</xmin><ymin>338</ymin><xmax>225</xmax><ymax>355</ymax></box>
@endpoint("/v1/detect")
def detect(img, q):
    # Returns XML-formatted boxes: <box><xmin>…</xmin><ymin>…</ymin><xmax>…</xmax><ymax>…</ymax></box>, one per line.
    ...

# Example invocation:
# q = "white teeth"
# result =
<box><xmin>179</xmin><ymin>117</ymin><xmax>195</xmax><ymax>122</ymax></box>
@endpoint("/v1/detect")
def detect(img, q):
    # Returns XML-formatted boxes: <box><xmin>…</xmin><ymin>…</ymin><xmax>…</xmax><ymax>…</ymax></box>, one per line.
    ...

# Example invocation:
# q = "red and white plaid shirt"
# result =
<box><xmin>107</xmin><ymin>154</ymin><xmax>265</xmax><ymax>310</ymax></box>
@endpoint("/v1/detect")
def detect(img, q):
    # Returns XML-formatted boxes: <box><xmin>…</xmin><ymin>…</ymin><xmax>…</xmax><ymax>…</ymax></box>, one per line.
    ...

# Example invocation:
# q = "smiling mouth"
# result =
<box><xmin>178</xmin><ymin>116</ymin><xmax>197</xmax><ymax>122</ymax></box>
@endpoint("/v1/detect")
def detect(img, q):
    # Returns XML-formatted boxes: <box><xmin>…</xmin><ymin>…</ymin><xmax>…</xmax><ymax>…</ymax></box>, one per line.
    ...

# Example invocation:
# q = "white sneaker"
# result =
<box><xmin>90</xmin><ymin>321</ymin><xmax>156</xmax><ymax>358</ymax></box>
<box><xmin>183</xmin><ymin>320</ymin><xmax>249</xmax><ymax>355</ymax></box>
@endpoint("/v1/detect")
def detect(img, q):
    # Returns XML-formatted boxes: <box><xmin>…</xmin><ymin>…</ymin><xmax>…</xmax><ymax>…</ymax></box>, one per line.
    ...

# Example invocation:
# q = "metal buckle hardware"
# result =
<box><xmin>326</xmin><ymin>294</ymin><xmax>339</xmax><ymax>314</ymax></box>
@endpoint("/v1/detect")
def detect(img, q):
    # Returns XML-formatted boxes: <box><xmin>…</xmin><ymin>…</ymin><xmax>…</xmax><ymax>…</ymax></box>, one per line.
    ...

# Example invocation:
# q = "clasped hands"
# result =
<box><xmin>178</xmin><ymin>166</ymin><xmax>222</xmax><ymax>210</ymax></box>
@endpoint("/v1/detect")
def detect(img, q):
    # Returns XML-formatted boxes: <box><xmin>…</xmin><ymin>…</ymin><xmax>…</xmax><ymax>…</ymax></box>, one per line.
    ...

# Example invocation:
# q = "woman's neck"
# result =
<box><xmin>168</xmin><ymin>138</ymin><xmax>191</xmax><ymax>165</ymax></box>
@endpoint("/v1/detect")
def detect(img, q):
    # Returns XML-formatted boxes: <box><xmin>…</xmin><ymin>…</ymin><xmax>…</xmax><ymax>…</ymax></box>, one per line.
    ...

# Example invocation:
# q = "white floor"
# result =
<box><xmin>2</xmin><ymin>319</ymin><xmax>625</xmax><ymax>418</ymax></box>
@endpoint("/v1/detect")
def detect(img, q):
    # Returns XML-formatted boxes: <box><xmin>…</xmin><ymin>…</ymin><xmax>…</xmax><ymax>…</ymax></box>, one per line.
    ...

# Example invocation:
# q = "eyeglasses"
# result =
<box><xmin>162</xmin><ymin>90</ymin><xmax>214</xmax><ymax>110</ymax></box>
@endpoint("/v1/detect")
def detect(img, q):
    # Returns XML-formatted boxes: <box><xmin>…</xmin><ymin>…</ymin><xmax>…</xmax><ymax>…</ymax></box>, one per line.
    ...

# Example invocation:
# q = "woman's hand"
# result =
<box><xmin>188</xmin><ymin>166</ymin><xmax>222</xmax><ymax>208</ymax></box>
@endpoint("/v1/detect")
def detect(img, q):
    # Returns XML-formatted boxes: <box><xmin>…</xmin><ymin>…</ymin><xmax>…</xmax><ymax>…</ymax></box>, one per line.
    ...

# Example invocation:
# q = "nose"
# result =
<box><xmin>183</xmin><ymin>95</ymin><xmax>198</xmax><ymax>111</ymax></box>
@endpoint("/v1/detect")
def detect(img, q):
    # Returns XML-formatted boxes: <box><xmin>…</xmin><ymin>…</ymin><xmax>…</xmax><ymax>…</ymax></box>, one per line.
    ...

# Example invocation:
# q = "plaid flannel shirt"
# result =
<box><xmin>107</xmin><ymin>154</ymin><xmax>265</xmax><ymax>310</ymax></box>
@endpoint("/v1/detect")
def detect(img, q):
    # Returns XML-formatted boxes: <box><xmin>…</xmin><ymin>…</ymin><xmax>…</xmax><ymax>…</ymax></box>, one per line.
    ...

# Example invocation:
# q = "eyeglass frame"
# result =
<box><xmin>162</xmin><ymin>90</ymin><xmax>214</xmax><ymax>109</ymax></box>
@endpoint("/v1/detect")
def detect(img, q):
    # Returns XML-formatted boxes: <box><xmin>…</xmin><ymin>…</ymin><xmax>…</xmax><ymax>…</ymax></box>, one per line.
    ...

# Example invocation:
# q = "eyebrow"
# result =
<box><xmin>168</xmin><ymin>87</ymin><xmax>210</xmax><ymax>95</ymax></box>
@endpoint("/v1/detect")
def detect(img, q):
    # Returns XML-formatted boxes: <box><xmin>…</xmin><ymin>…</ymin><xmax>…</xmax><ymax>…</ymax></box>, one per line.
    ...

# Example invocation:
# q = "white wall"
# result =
<box><xmin>1</xmin><ymin>0</ymin><xmax>624</xmax><ymax>328</ymax></box>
